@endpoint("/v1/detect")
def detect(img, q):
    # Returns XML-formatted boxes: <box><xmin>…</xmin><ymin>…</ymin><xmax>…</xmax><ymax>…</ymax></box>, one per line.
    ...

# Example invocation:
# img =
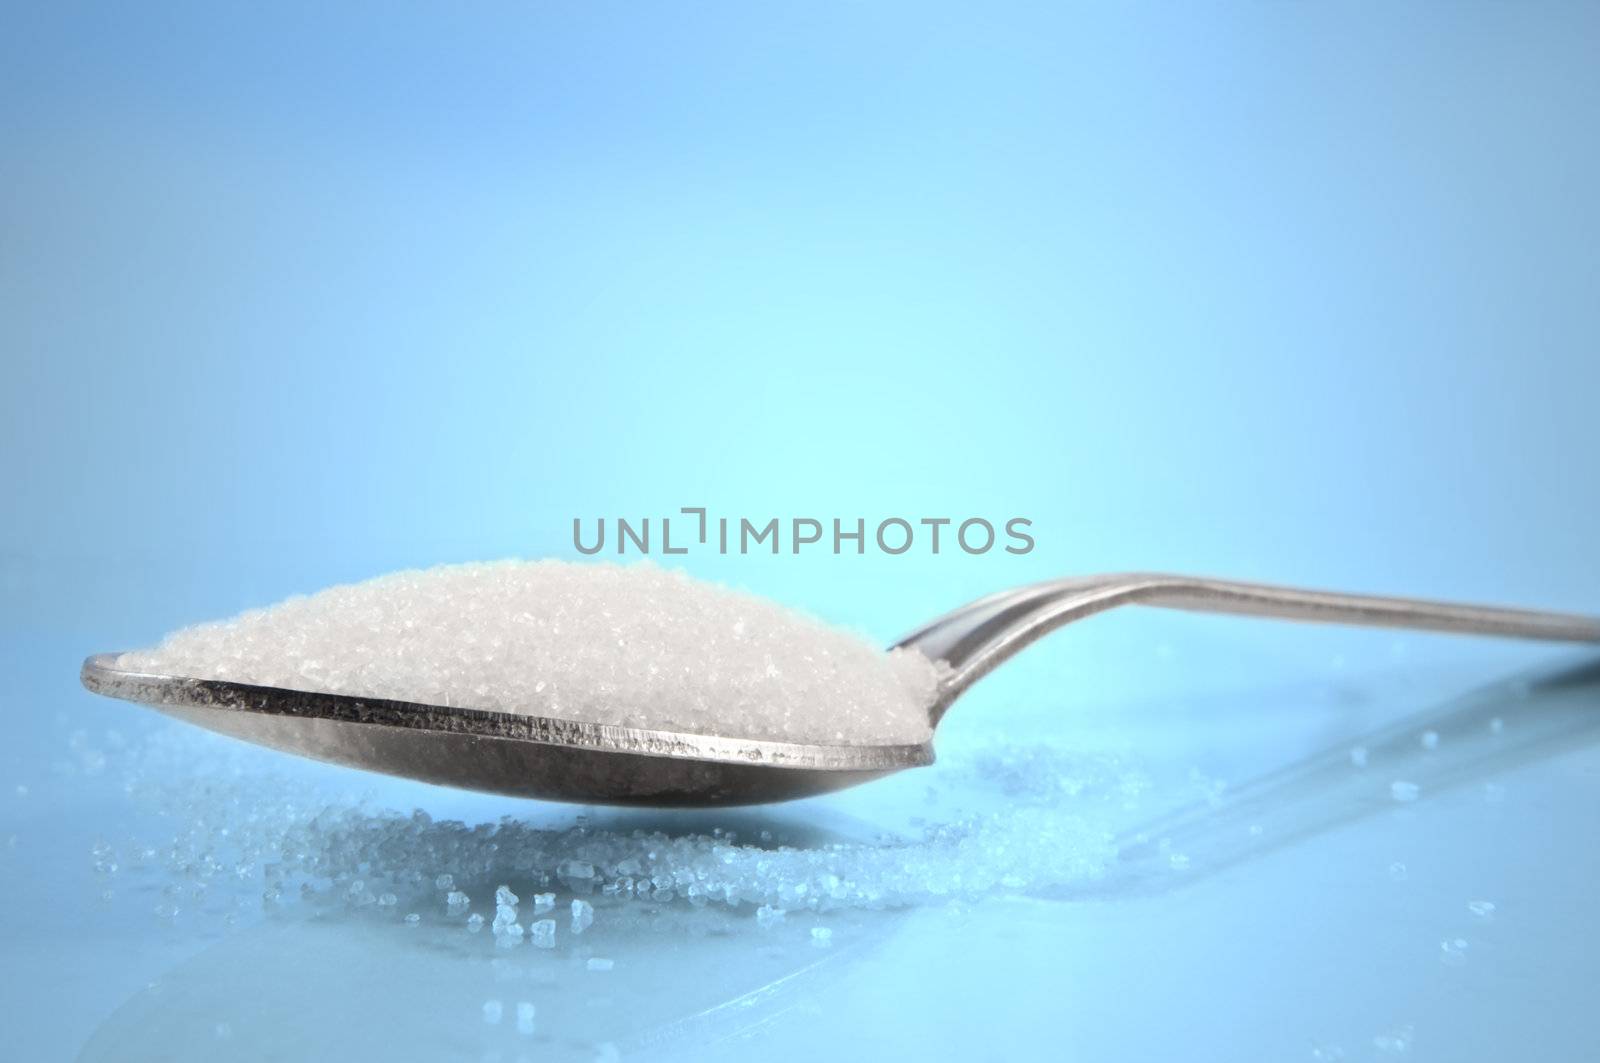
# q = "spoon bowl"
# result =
<box><xmin>81</xmin><ymin>573</ymin><xmax>1600</xmax><ymax>807</ymax></box>
<box><xmin>79</xmin><ymin>654</ymin><xmax>930</xmax><ymax>806</ymax></box>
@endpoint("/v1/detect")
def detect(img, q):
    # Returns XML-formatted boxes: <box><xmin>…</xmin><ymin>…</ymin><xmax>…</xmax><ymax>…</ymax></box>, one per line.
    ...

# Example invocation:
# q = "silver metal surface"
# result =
<box><xmin>82</xmin><ymin>573</ymin><xmax>1600</xmax><ymax>806</ymax></box>
<box><xmin>894</xmin><ymin>573</ymin><xmax>1600</xmax><ymax>723</ymax></box>
<box><xmin>78</xmin><ymin>656</ymin><xmax>929</xmax><ymax>807</ymax></box>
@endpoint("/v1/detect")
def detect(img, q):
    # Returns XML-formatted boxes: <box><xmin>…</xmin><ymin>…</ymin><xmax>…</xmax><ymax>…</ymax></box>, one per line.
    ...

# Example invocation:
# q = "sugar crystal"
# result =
<box><xmin>1373</xmin><ymin>1025</ymin><xmax>1414</xmax><ymax>1055</ymax></box>
<box><xmin>558</xmin><ymin>860</ymin><xmax>597</xmax><ymax>893</ymax></box>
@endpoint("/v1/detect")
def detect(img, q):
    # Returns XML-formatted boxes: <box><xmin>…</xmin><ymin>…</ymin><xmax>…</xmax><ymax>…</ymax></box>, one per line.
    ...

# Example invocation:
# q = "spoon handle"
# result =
<box><xmin>1118</xmin><ymin>576</ymin><xmax>1600</xmax><ymax>641</ymax></box>
<box><xmin>895</xmin><ymin>574</ymin><xmax>1600</xmax><ymax>720</ymax></box>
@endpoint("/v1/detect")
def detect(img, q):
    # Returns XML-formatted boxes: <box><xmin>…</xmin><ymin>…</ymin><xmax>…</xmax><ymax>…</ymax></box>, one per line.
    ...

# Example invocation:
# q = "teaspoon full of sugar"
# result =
<box><xmin>84</xmin><ymin>562</ymin><xmax>1600</xmax><ymax>806</ymax></box>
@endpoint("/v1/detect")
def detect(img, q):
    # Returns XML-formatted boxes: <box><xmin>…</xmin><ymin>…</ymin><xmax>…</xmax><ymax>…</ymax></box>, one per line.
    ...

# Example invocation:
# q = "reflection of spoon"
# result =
<box><xmin>80</xmin><ymin>574</ymin><xmax>1600</xmax><ymax>807</ymax></box>
<box><xmin>76</xmin><ymin>872</ymin><xmax>907</xmax><ymax>1062</ymax></box>
<box><xmin>1109</xmin><ymin>658</ymin><xmax>1600</xmax><ymax>888</ymax></box>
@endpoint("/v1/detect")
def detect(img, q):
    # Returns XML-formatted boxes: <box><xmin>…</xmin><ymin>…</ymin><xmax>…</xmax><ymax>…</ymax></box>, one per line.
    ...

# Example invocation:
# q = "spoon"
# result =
<box><xmin>80</xmin><ymin>573</ymin><xmax>1600</xmax><ymax>807</ymax></box>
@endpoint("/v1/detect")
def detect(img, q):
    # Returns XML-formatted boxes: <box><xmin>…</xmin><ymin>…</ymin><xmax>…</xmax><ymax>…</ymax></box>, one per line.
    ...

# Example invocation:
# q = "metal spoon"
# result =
<box><xmin>80</xmin><ymin>573</ymin><xmax>1600</xmax><ymax>807</ymax></box>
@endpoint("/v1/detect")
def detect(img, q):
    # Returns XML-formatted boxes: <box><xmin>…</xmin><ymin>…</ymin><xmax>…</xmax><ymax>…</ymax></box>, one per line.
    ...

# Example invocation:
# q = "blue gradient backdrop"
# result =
<box><xmin>3</xmin><ymin>3</ymin><xmax>1599</xmax><ymax>1059</ymax></box>
<box><xmin>8</xmin><ymin>2</ymin><xmax>1599</xmax><ymax>714</ymax></box>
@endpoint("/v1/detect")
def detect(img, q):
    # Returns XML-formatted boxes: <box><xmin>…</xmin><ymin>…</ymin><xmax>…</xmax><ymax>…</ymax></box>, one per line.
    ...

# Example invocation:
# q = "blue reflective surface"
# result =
<box><xmin>4</xmin><ymin>3</ymin><xmax>1600</xmax><ymax>1060</ymax></box>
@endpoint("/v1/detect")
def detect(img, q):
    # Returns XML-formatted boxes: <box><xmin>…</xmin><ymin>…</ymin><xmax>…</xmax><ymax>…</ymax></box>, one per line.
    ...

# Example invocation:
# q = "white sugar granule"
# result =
<box><xmin>117</xmin><ymin>560</ymin><xmax>943</xmax><ymax>745</ymax></box>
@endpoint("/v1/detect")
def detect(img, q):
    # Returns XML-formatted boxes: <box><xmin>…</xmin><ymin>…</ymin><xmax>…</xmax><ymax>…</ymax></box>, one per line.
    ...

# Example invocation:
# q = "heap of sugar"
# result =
<box><xmin>117</xmin><ymin>560</ymin><xmax>943</xmax><ymax>745</ymax></box>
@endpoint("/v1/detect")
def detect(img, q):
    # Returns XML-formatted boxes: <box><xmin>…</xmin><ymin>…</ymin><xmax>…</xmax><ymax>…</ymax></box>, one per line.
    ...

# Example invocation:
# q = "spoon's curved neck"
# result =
<box><xmin>892</xmin><ymin>573</ymin><xmax>1600</xmax><ymax>726</ymax></box>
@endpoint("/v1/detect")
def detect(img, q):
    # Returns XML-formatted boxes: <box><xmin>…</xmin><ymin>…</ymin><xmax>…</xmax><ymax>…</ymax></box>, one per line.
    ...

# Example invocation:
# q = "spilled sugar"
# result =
<box><xmin>118</xmin><ymin>560</ymin><xmax>943</xmax><ymax>745</ymax></box>
<box><xmin>87</xmin><ymin>723</ymin><xmax>1176</xmax><ymax>934</ymax></box>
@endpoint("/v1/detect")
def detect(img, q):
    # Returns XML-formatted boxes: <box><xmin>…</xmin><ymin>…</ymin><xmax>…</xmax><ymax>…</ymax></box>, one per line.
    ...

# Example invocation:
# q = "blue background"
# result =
<box><xmin>3</xmin><ymin>3</ymin><xmax>1599</xmax><ymax>1061</ymax></box>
